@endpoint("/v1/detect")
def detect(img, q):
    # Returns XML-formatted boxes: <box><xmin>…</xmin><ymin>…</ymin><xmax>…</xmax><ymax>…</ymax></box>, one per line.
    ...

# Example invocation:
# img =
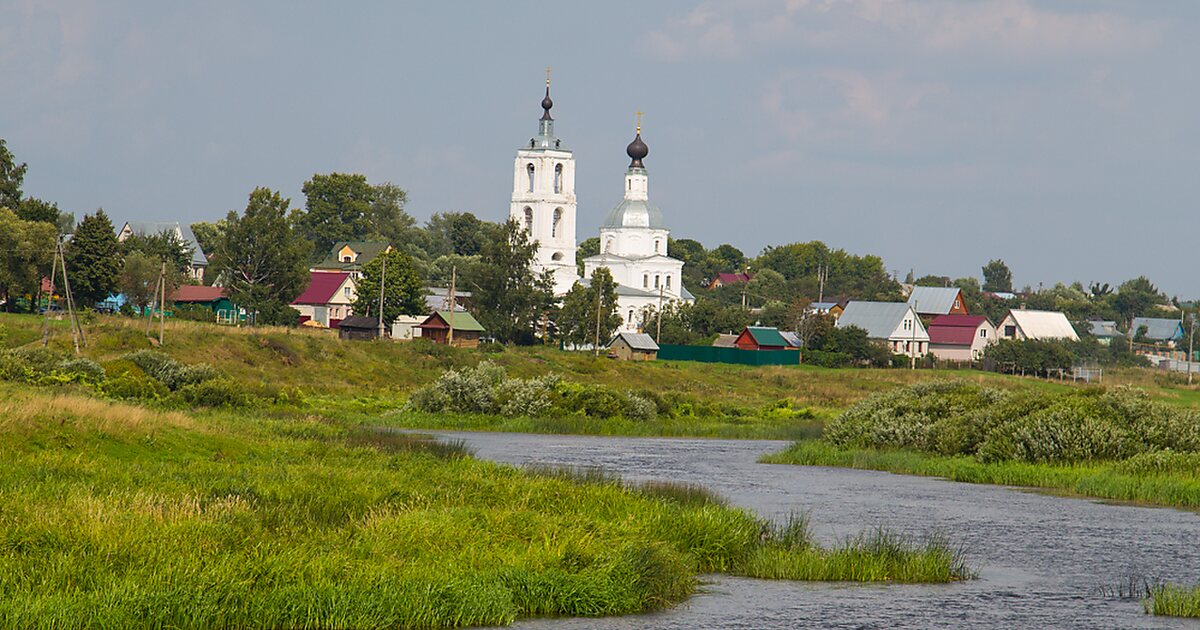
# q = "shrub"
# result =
<box><xmin>177</xmin><ymin>379</ymin><xmax>249</xmax><ymax>408</ymax></box>
<box><xmin>125</xmin><ymin>350</ymin><xmax>218</xmax><ymax>390</ymax></box>
<box><xmin>172</xmin><ymin>303</ymin><xmax>216</xmax><ymax>322</ymax></box>
<box><xmin>101</xmin><ymin>373</ymin><xmax>169</xmax><ymax>401</ymax></box>
<box><xmin>56</xmin><ymin>358</ymin><xmax>106</xmax><ymax>384</ymax></box>
<box><xmin>497</xmin><ymin>375</ymin><xmax>559</xmax><ymax>418</ymax></box>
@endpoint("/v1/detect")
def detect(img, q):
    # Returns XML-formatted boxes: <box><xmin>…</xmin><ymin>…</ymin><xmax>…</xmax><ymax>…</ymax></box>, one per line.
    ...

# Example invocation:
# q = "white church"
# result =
<box><xmin>508</xmin><ymin>77</ymin><xmax>693</xmax><ymax>332</ymax></box>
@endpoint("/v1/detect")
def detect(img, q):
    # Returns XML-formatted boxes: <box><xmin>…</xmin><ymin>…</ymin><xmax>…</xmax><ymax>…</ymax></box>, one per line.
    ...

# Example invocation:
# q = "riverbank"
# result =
<box><xmin>761</xmin><ymin>440</ymin><xmax>1200</xmax><ymax>509</ymax></box>
<box><xmin>0</xmin><ymin>382</ymin><xmax>971</xmax><ymax>627</ymax></box>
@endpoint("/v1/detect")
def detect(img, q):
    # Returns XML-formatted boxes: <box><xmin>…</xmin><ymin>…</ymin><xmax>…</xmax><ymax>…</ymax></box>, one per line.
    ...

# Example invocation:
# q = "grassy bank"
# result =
<box><xmin>762</xmin><ymin>441</ymin><xmax>1200</xmax><ymax>508</ymax></box>
<box><xmin>0</xmin><ymin>383</ymin><xmax>971</xmax><ymax>628</ymax></box>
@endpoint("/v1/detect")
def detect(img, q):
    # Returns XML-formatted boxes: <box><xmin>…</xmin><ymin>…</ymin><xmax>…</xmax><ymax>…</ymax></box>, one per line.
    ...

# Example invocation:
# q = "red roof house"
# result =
<box><xmin>290</xmin><ymin>271</ymin><xmax>356</xmax><ymax>328</ymax></box>
<box><xmin>707</xmin><ymin>272</ymin><xmax>753</xmax><ymax>290</ymax></box>
<box><xmin>927</xmin><ymin>315</ymin><xmax>996</xmax><ymax>363</ymax></box>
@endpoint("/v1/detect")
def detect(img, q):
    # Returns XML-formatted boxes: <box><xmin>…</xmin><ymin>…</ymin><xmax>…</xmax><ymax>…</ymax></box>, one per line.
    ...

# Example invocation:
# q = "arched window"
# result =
<box><xmin>552</xmin><ymin>208</ymin><xmax>562</xmax><ymax>238</ymax></box>
<box><xmin>554</xmin><ymin>164</ymin><xmax>563</xmax><ymax>193</ymax></box>
<box><xmin>643</xmin><ymin>274</ymin><xmax>648</xmax><ymax>288</ymax></box>
<box><xmin>551</xmin><ymin>252</ymin><xmax>564</xmax><ymax>261</ymax></box>
<box><xmin>654</xmin><ymin>275</ymin><xmax>660</xmax><ymax>289</ymax></box>
<box><xmin>654</xmin><ymin>240</ymin><xmax>660</xmax><ymax>254</ymax></box>
<box><xmin>523</xmin><ymin>207</ymin><xmax>533</xmax><ymax>233</ymax></box>
<box><xmin>526</xmin><ymin>163</ymin><xmax>535</xmax><ymax>192</ymax></box>
<box><xmin>666</xmin><ymin>275</ymin><xmax>671</xmax><ymax>289</ymax></box>
<box><xmin>605</xmin><ymin>238</ymin><xmax>614</xmax><ymax>253</ymax></box>
<box><xmin>628</xmin><ymin>309</ymin><xmax>634</xmax><ymax>323</ymax></box>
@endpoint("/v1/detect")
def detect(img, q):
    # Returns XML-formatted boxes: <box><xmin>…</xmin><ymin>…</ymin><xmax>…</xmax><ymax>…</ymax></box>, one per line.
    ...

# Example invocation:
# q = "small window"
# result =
<box><xmin>980</xmin><ymin>329</ymin><xmax>986</xmax><ymax>338</ymax></box>
<box><xmin>344</xmin><ymin>286</ymin><xmax>351</xmax><ymax>298</ymax></box>
<box><xmin>342</xmin><ymin>255</ymin><xmax>352</xmax><ymax>263</ymax></box>
<box><xmin>552</xmin><ymin>208</ymin><xmax>562</xmax><ymax>238</ymax></box>
<box><xmin>628</xmin><ymin>309</ymin><xmax>633</xmax><ymax>322</ymax></box>
<box><xmin>524</xmin><ymin>207</ymin><xmax>533</xmax><ymax>233</ymax></box>
<box><xmin>605</xmin><ymin>238</ymin><xmax>614</xmax><ymax>253</ymax></box>
<box><xmin>1005</xmin><ymin>325</ymin><xmax>1016</xmax><ymax>337</ymax></box>
<box><xmin>554</xmin><ymin>164</ymin><xmax>563</xmax><ymax>193</ymax></box>
<box><xmin>527</xmin><ymin>163</ymin><xmax>535</xmax><ymax>192</ymax></box>
<box><xmin>654</xmin><ymin>240</ymin><xmax>660</xmax><ymax>253</ymax></box>
<box><xmin>654</xmin><ymin>275</ymin><xmax>660</xmax><ymax>289</ymax></box>
<box><xmin>666</xmin><ymin>275</ymin><xmax>671</xmax><ymax>289</ymax></box>
<box><xmin>643</xmin><ymin>274</ymin><xmax>648</xmax><ymax>288</ymax></box>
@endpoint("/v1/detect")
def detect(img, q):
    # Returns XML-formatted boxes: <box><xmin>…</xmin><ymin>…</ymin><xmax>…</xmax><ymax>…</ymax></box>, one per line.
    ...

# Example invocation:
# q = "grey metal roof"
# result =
<box><xmin>577</xmin><ymin>277</ymin><xmax>661</xmax><ymax>298</ymax></box>
<box><xmin>907</xmin><ymin>286</ymin><xmax>961</xmax><ymax>315</ymax></box>
<box><xmin>779</xmin><ymin>331</ymin><xmax>802</xmax><ymax>347</ymax></box>
<box><xmin>837</xmin><ymin>301</ymin><xmax>926</xmax><ymax>340</ymax></box>
<box><xmin>1085</xmin><ymin>320</ymin><xmax>1123</xmax><ymax>338</ymax></box>
<box><xmin>712</xmin><ymin>333</ymin><xmax>737</xmax><ymax>348</ymax></box>
<box><xmin>610</xmin><ymin>332</ymin><xmax>659</xmax><ymax>351</ymax></box>
<box><xmin>602</xmin><ymin>198</ymin><xmax>665</xmax><ymax>229</ymax></box>
<box><xmin>1132</xmin><ymin>317</ymin><xmax>1184</xmax><ymax>341</ymax></box>
<box><xmin>120</xmin><ymin>221</ymin><xmax>208</xmax><ymax>266</ymax></box>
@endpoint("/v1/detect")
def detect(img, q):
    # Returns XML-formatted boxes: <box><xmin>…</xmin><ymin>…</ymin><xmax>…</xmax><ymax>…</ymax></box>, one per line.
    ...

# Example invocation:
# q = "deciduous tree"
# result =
<box><xmin>214</xmin><ymin>188</ymin><xmax>311</xmax><ymax>325</ymax></box>
<box><xmin>557</xmin><ymin>267</ymin><xmax>621</xmax><ymax>347</ymax></box>
<box><xmin>0</xmin><ymin>208</ymin><xmax>56</xmax><ymax>311</ymax></box>
<box><xmin>471</xmin><ymin>219</ymin><xmax>553</xmax><ymax>344</ymax></box>
<box><xmin>982</xmin><ymin>259</ymin><xmax>1013</xmax><ymax>293</ymax></box>
<box><xmin>351</xmin><ymin>249</ymin><xmax>426</xmax><ymax>325</ymax></box>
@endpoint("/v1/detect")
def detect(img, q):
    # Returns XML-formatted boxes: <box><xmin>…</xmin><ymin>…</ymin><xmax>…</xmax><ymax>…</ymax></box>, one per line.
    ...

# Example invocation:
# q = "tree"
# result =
<box><xmin>471</xmin><ymin>219</ymin><xmax>553</xmax><ymax>344</ymax></box>
<box><xmin>745</xmin><ymin>268</ymin><xmax>787</xmax><ymax>306</ymax></box>
<box><xmin>297</xmin><ymin>172</ymin><xmax>376</xmax><ymax>253</ymax></box>
<box><xmin>426</xmin><ymin>212</ymin><xmax>499</xmax><ymax>258</ymax></box>
<box><xmin>190</xmin><ymin>220</ymin><xmax>229</xmax><ymax>259</ymax></box>
<box><xmin>0</xmin><ymin>138</ymin><xmax>28</xmax><ymax>209</ymax></box>
<box><xmin>118</xmin><ymin>251</ymin><xmax>161</xmax><ymax>312</ymax></box>
<box><xmin>982</xmin><ymin>259</ymin><xmax>1013</xmax><ymax>293</ymax></box>
<box><xmin>914</xmin><ymin>274</ymin><xmax>951</xmax><ymax>287</ymax></box>
<box><xmin>755</xmin><ymin>241</ymin><xmax>901</xmax><ymax>301</ymax></box>
<box><xmin>351</xmin><ymin>249</ymin><xmax>425</xmax><ymax>325</ymax></box>
<box><xmin>366</xmin><ymin>182</ymin><xmax>418</xmax><ymax>244</ymax></box>
<box><xmin>65</xmin><ymin>209</ymin><xmax>122</xmax><ymax>307</ymax></box>
<box><xmin>557</xmin><ymin>267</ymin><xmax>621</xmax><ymax>347</ymax></box>
<box><xmin>576</xmin><ymin>236</ymin><xmax>600</xmax><ymax>275</ymax></box>
<box><xmin>0</xmin><ymin>208</ymin><xmax>56</xmax><ymax>311</ymax></box>
<box><xmin>120</xmin><ymin>229</ymin><xmax>193</xmax><ymax>277</ymax></box>
<box><xmin>214</xmin><ymin>188</ymin><xmax>312</xmax><ymax>325</ymax></box>
<box><xmin>1111</xmin><ymin>276</ymin><xmax>1166</xmax><ymax>327</ymax></box>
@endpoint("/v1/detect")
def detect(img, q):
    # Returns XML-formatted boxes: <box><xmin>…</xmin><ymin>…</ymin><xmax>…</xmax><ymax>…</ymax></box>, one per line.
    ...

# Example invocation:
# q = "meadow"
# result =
<box><xmin>0</xmin><ymin>315</ymin><xmax>983</xmax><ymax>627</ymax></box>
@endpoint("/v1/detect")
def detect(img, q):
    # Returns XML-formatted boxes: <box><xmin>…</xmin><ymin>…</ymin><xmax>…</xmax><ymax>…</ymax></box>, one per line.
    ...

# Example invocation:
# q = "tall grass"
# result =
<box><xmin>0</xmin><ymin>383</ymin><xmax>973</xmax><ymax>628</ymax></box>
<box><xmin>1146</xmin><ymin>584</ymin><xmax>1200</xmax><ymax>617</ymax></box>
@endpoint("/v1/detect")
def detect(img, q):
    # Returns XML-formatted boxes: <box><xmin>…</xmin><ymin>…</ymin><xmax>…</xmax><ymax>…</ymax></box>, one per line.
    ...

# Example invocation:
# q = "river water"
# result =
<box><xmin>432</xmin><ymin>432</ymin><xmax>1200</xmax><ymax>629</ymax></box>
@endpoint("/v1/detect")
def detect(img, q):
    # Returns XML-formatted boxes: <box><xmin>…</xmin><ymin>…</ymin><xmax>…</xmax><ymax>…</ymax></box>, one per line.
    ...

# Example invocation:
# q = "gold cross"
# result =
<box><xmin>636</xmin><ymin>110</ymin><xmax>643</xmax><ymax>134</ymax></box>
<box><xmin>546</xmin><ymin>65</ymin><xmax>551</xmax><ymax>86</ymax></box>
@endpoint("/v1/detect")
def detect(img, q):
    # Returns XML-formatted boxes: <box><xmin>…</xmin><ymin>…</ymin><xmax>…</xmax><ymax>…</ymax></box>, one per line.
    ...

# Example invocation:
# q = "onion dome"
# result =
<box><xmin>540</xmin><ymin>80</ymin><xmax>553</xmax><ymax>121</ymax></box>
<box><xmin>626</xmin><ymin>132</ymin><xmax>648</xmax><ymax>168</ymax></box>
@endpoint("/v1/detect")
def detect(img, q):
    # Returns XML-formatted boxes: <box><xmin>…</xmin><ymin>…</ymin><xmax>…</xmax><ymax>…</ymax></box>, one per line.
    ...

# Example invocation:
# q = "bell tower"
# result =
<box><xmin>509</xmin><ymin>68</ymin><xmax>579</xmax><ymax>295</ymax></box>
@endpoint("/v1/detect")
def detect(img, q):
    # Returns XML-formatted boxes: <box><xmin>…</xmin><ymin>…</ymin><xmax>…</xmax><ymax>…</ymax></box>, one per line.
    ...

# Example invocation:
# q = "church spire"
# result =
<box><xmin>540</xmin><ymin>66</ymin><xmax>554</xmax><ymax>121</ymax></box>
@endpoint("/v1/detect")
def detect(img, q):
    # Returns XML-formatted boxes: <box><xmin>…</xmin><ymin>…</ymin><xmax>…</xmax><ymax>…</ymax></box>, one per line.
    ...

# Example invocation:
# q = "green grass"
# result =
<box><xmin>762</xmin><ymin>440</ymin><xmax>1200</xmax><ymax>509</ymax></box>
<box><xmin>0</xmin><ymin>383</ymin><xmax>972</xmax><ymax>628</ymax></box>
<box><xmin>1146</xmin><ymin>584</ymin><xmax>1200</xmax><ymax>617</ymax></box>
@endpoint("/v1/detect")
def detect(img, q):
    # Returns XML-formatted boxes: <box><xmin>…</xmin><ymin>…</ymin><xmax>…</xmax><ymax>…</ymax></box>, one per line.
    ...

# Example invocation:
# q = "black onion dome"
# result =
<box><xmin>540</xmin><ymin>86</ymin><xmax>553</xmax><ymax>121</ymax></box>
<box><xmin>626</xmin><ymin>132</ymin><xmax>648</xmax><ymax>167</ymax></box>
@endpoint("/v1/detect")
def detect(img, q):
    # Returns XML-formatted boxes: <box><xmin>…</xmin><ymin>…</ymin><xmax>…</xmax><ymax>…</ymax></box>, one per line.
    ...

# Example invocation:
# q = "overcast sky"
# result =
<box><xmin>3</xmin><ymin>1</ymin><xmax>1197</xmax><ymax>295</ymax></box>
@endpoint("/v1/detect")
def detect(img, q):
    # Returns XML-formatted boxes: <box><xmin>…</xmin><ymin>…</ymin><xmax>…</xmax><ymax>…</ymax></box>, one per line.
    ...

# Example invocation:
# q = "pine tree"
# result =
<box><xmin>65</xmin><ymin>209</ymin><xmax>122</xmax><ymax>307</ymax></box>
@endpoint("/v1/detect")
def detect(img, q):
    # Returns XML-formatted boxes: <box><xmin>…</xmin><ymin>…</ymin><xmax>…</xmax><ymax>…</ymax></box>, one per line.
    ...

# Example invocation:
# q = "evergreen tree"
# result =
<box><xmin>351</xmin><ymin>249</ymin><xmax>425</xmax><ymax>325</ymax></box>
<box><xmin>65</xmin><ymin>209</ymin><xmax>122</xmax><ymax>307</ymax></box>
<box><xmin>982</xmin><ymin>259</ymin><xmax>1013</xmax><ymax>293</ymax></box>
<box><xmin>557</xmin><ymin>267</ymin><xmax>621</xmax><ymax>348</ymax></box>
<box><xmin>120</xmin><ymin>229</ymin><xmax>194</xmax><ymax>276</ymax></box>
<box><xmin>214</xmin><ymin>188</ymin><xmax>312</xmax><ymax>325</ymax></box>
<box><xmin>471</xmin><ymin>219</ymin><xmax>553</xmax><ymax>344</ymax></box>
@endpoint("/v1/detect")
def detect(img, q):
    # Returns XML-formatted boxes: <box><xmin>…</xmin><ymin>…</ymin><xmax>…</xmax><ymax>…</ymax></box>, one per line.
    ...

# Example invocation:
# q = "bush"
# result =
<box><xmin>101</xmin><ymin>373</ymin><xmax>169</xmax><ymax>401</ymax></box>
<box><xmin>178</xmin><ymin>379</ymin><xmax>249</xmax><ymax>407</ymax></box>
<box><xmin>497</xmin><ymin>375</ymin><xmax>559</xmax><ymax>417</ymax></box>
<box><xmin>125</xmin><ymin>350</ymin><xmax>218</xmax><ymax>390</ymax></box>
<box><xmin>56</xmin><ymin>358</ymin><xmax>106</xmax><ymax>384</ymax></box>
<box><xmin>172</xmin><ymin>303</ymin><xmax>215</xmax><ymax>323</ymax></box>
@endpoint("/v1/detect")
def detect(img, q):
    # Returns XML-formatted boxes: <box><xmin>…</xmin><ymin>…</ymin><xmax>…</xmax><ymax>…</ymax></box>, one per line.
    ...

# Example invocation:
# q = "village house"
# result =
<box><xmin>337</xmin><ymin>316</ymin><xmax>383</xmax><ymax>341</ymax></box>
<box><xmin>1131</xmin><ymin>317</ymin><xmax>1185</xmax><ymax>346</ymax></box>
<box><xmin>807</xmin><ymin>301</ymin><xmax>845</xmax><ymax>319</ymax></box>
<box><xmin>836</xmin><ymin>301</ymin><xmax>930</xmax><ymax>358</ymax></box>
<box><xmin>169</xmin><ymin>285</ymin><xmax>235</xmax><ymax>321</ymax></box>
<box><xmin>1085</xmin><ymin>320</ymin><xmax>1123</xmax><ymax>346</ymax></box>
<box><xmin>311</xmin><ymin>242</ymin><xmax>392</xmax><ymax>279</ymax></box>
<box><xmin>290</xmin><ymin>271</ymin><xmax>356</xmax><ymax>328</ymax></box>
<box><xmin>927</xmin><ymin>314</ymin><xmax>996</xmax><ymax>362</ymax></box>
<box><xmin>116</xmin><ymin>221</ymin><xmax>209</xmax><ymax>282</ymax></box>
<box><xmin>706</xmin><ymin>272</ymin><xmax>752</xmax><ymax>290</ymax></box>
<box><xmin>996</xmin><ymin>309</ymin><xmax>1079</xmax><ymax>341</ymax></box>
<box><xmin>608</xmin><ymin>332</ymin><xmax>659</xmax><ymax>361</ymax></box>
<box><xmin>416</xmin><ymin>310</ymin><xmax>486</xmax><ymax>348</ymax></box>
<box><xmin>733</xmin><ymin>326</ymin><xmax>791</xmax><ymax>351</ymax></box>
<box><xmin>907</xmin><ymin>286</ymin><xmax>968</xmax><ymax>318</ymax></box>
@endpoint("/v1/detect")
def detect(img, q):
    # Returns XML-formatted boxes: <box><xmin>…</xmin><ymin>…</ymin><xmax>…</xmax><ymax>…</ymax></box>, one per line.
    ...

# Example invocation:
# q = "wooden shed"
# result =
<box><xmin>416</xmin><ymin>310</ymin><xmax>486</xmax><ymax>348</ymax></box>
<box><xmin>608</xmin><ymin>332</ymin><xmax>659</xmax><ymax>361</ymax></box>
<box><xmin>734</xmin><ymin>326</ymin><xmax>791</xmax><ymax>351</ymax></box>
<box><xmin>337</xmin><ymin>316</ymin><xmax>383</xmax><ymax>341</ymax></box>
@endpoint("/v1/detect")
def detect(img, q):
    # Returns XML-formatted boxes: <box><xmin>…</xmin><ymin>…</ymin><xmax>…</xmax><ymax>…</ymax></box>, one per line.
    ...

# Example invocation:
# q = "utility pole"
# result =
<box><xmin>656</xmin><ymin>283</ymin><xmax>664</xmax><ymax>343</ymax></box>
<box><xmin>377</xmin><ymin>255</ymin><xmax>387</xmax><ymax>339</ymax></box>
<box><xmin>146</xmin><ymin>267</ymin><xmax>161</xmax><ymax>337</ymax></box>
<box><xmin>594</xmin><ymin>282</ymin><xmax>602</xmax><ymax>357</ymax></box>
<box><xmin>447</xmin><ymin>266</ymin><xmax>457</xmax><ymax>347</ymax></box>
<box><xmin>910</xmin><ymin>306</ymin><xmax>917</xmax><ymax>370</ymax></box>
<box><xmin>55</xmin><ymin>240</ymin><xmax>82</xmax><ymax>355</ymax></box>
<box><xmin>817</xmin><ymin>264</ymin><xmax>827</xmax><ymax>303</ymax></box>
<box><xmin>41</xmin><ymin>239</ymin><xmax>60</xmax><ymax>347</ymax></box>
<box><xmin>1189</xmin><ymin>311</ymin><xmax>1196</xmax><ymax>386</ymax></box>
<box><xmin>158</xmin><ymin>262</ymin><xmax>167</xmax><ymax>346</ymax></box>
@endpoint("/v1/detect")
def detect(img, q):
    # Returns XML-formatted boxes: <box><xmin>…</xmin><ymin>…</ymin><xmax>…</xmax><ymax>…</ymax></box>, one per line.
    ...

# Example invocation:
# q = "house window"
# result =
<box><xmin>342</xmin><ymin>255</ymin><xmax>352</xmax><ymax>263</ymax></box>
<box><xmin>554</xmin><ymin>164</ymin><xmax>563</xmax><ymax>193</ymax></box>
<box><xmin>552</xmin><ymin>208</ymin><xmax>562</xmax><ymax>238</ymax></box>
<box><xmin>980</xmin><ymin>329</ymin><xmax>987</xmax><ymax>338</ymax></box>
<box><xmin>344</xmin><ymin>286</ymin><xmax>351</xmax><ymax>298</ymax></box>
<box><xmin>527</xmin><ymin>163</ymin><xmax>535</xmax><ymax>192</ymax></box>
<box><xmin>524</xmin><ymin>207</ymin><xmax>533</xmax><ymax>233</ymax></box>
<box><xmin>1005</xmin><ymin>325</ymin><xmax>1016</xmax><ymax>337</ymax></box>
<box><xmin>643</xmin><ymin>274</ymin><xmax>648</xmax><ymax>288</ymax></box>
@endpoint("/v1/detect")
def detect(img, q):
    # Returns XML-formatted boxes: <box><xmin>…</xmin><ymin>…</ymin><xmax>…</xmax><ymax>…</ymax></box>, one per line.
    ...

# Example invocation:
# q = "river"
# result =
<box><xmin>431</xmin><ymin>432</ymin><xmax>1200</xmax><ymax>629</ymax></box>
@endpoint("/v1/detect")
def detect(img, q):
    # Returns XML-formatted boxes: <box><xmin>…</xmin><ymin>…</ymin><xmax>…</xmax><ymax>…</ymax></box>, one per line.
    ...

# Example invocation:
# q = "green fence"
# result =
<box><xmin>657</xmin><ymin>345</ymin><xmax>802</xmax><ymax>366</ymax></box>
